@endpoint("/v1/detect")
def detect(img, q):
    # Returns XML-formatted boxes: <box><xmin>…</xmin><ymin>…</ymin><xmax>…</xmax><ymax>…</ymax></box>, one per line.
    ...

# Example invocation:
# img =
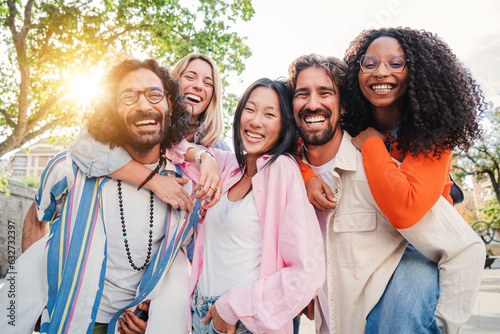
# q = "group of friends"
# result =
<box><xmin>0</xmin><ymin>27</ymin><xmax>488</xmax><ymax>334</ymax></box>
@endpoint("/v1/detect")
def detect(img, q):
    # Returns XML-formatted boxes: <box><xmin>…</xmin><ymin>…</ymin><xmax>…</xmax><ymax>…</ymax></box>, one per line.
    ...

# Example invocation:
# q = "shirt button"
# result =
<box><xmin>349</xmin><ymin>223</ymin><xmax>355</xmax><ymax>229</ymax></box>
<box><xmin>334</xmin><ymin>188</ymin><xmax>339</xmax><ymax>194</ymax></box>
<box><xmin>198</xmin><ymin>298</ymin><xmax>205</xmax><ymax>305</ymax></box>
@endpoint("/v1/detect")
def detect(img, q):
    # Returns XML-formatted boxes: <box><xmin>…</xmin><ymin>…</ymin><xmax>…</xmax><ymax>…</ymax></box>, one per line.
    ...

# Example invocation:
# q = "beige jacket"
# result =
<box><xmin>310</xmin><ymin>132</ymin><xmax>485</xmax><ymax>334</ymax></box>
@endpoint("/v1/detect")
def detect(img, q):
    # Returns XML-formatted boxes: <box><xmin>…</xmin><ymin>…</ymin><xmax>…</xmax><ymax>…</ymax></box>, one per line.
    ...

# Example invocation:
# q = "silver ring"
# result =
<box><xmin>376</xmin><ymin>76</ymin><xmax>383</xmax><ymax>81</ymax></box>
<box><xmin>181</xmin><ymin>196</ymin><xmax>185</xmax><ymax>200</ymax></box>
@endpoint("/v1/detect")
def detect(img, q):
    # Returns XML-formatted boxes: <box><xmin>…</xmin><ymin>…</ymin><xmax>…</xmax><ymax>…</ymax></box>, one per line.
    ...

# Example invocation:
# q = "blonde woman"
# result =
<box><xmin>173</xmin><ymin>54</ymin><xmax>229</xmax><ymax>150</ymax></box>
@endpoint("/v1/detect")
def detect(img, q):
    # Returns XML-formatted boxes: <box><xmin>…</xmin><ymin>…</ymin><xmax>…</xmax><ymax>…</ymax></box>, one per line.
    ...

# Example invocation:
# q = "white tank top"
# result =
<box><xmin>198</xmin><ymin>191</ymin><xmax>262</xmax><ymax>297</ymax></box>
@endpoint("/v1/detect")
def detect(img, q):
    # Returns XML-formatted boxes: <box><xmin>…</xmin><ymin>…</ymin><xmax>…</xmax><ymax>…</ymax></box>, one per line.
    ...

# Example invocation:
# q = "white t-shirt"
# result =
<box><xmin>198</xmin><ymin>191</ymin><xmax>262</xmax><ymax>297</ymax></box>
<box><xmin>96</xmin><ymin>164</ymin><xmax>168</xmax><ymax>323</ymax></box>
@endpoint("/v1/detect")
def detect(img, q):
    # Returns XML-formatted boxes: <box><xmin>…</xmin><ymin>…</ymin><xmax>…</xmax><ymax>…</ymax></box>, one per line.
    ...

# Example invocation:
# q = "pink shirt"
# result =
<box><xmin>169</xmin><ymin>143</ymin><xmax>325</xmax><ymax>334</ymax></box>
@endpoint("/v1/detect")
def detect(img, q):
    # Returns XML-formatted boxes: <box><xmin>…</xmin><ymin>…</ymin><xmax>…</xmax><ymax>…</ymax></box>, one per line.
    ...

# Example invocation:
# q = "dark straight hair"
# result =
<box><xmin>232</xmin><ymin>78</ymin><xmax>299</xmax><ymax>171</ymax></box>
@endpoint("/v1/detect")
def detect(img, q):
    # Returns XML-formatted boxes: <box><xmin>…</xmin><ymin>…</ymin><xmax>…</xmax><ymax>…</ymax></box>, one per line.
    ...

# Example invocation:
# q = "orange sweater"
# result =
<box><xmin>299</xmin><ymin>159</ymin><xmax>317</xmax><ymax>183</ymax></box>
<box><xmin>361</xmin><ymin>136</ymin><xmax>453</xmax><ymax>229</ymax></box>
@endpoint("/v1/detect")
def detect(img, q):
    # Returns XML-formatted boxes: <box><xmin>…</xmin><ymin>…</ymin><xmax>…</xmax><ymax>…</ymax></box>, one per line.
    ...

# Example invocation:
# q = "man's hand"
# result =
<box><xmin>202</xmin><ymin>305</ymin><xmax>236</xmax><ymax>334</ymax></box>
<box><xmin>297</xmin><ymin>299</ymin><xmax>315</xmax><ymax>321</ymax></box>
<box><xmin>22</xmin><ymin>201</ymin><xmax>49</xmax><ymax>253</ymax></box>
<box><xmin>147</xmin><ymin>174</ymin><xmax>195</xmax><ymax>212</ymax></box>
<box><xmin>118</xmin><ymin>302</ymin><xmax>149</xmax><ymax>334</ymax></box>
<box><xmin>193</xmin><ymin>152</ymin><xmax>222</xmax><ymax>209</ymax></box>
<box><xmin>351</xmin><ymin>127</ymin><xmax>386</xmax><ymax>151</ymax></box>
<box><xmin>305</xmin><ymin>177</ymin><xmax>337</xmax><ymax>211</ymax></box>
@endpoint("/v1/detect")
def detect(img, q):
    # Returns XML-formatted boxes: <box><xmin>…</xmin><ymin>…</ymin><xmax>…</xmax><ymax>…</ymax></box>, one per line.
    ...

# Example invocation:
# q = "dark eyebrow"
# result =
<box><xmin>294</xmin><ymin>87</ymin><xmax>309</xmax><ymax>95</ymax></box>
<box><xmin>319</xmin><ymin>86</ymin><xmax>336</xmax><ymax>93</ymax></box>
<box><xmin>294</xmin><ymin>86</ymin><xmax>336</xmax><ymax>94</ymax></box>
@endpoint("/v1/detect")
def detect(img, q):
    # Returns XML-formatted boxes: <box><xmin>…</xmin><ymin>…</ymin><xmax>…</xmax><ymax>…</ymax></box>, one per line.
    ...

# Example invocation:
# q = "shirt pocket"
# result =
<box><xmin>333</xmin><ymin>210</ymin><xmax>377</xmax><ymax>266</ymax></box>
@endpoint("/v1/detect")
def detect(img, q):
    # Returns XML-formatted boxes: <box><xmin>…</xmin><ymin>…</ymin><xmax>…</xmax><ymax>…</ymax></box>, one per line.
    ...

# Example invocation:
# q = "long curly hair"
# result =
<box><xmin>342</xmin><ymin>27</ymin><xmax>485</xmax><ymax>157</ymax></box>
<box><xmin>87</xmin><ymin>58</ymin><xmax>193</xmax><ymax>151</ymax></box>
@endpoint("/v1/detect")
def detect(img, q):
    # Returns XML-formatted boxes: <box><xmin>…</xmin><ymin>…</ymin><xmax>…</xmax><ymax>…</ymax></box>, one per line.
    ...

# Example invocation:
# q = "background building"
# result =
<box><xmin>7</xmin><ymin>140</ymin><xmax>67</xmax><ymax>179</ymax></box>
<box><xmin>473</xmin><ymin>178</ymin><xmax>495</xmax><ymax>208</ymax></box>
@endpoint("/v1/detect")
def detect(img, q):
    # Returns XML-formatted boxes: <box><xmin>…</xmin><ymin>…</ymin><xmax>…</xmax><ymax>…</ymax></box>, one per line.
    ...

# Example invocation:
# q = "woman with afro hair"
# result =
<box><xmin>343</xmin><ymin>27</ymin><xmax>484</xmax><ymax>229</ymax></box>
<box><xmin>333</xmin><ymin>27</ymin><xmax>485</xmax><ymax>334</ymax></box>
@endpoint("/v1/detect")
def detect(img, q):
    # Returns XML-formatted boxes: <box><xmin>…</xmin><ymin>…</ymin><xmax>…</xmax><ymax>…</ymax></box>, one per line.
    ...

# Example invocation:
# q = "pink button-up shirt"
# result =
<box><xmin>170</xmin><ymin>144</ymin><xmax>325</xmax><ymax>334</ymax></box>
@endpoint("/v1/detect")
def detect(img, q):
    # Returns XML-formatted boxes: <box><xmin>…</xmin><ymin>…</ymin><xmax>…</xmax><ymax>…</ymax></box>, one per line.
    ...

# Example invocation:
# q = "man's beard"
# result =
<box><xmin>121</xmin><ymin>110</ymin><xmax>166</xmax><ymax>154</ymax></box>
<box><xmin>297</xmin><ymin>108</ymin><xmax>339</xmax><ymax>146</ymax></box>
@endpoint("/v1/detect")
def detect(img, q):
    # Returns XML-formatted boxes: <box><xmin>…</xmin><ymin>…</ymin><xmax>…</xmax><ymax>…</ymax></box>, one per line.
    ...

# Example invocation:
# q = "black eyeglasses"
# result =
<box><xmin>118</xmin><ymin>87</ymin><xmax>166</xmax><ymax>105</ymax></box>
<box><xmin>359</xmin><ymin>54</ymin><xmax>408</xmax><ymax>73</ymax></box>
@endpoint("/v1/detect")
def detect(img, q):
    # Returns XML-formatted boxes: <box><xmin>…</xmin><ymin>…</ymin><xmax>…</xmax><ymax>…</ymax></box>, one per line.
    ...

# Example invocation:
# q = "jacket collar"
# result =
<box><xmin>301</xmin><ymin>131</ymin><xmax>358</xmax><ymax>173</ymax></box>
<box><xmin>255</xmin><ymin>154</ymin><xmax>272</xmax><ymax>171</ymax></box>
<box><xmin>332</xmin><ymin>131</ymin><xmax>358</xmax><ymax>173</ymax></box>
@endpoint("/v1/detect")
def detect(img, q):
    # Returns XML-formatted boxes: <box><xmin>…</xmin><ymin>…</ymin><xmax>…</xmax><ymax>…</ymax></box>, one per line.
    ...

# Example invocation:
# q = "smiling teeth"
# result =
<box><xmin>371</xmin><ymin>84</ymin><xmax>393</xmax><ymax>92</ymax></box>
<box><xmin>186</xmin><ymin>94</ymin><xmax>201</xmax><ymax>102</ymax></box>
<box><xmin>135</xmin><ymin>119</ymin><xmax>156</xmax><ymax>126</ymax></box>
<box><xmin>305</xmin><ymin>115</ymin><xmax>326</xmax><ymax>124</ymax></box>
<box><xmin>246</xmin><ymin>131</ymin><xmax>263</xmax><ymax>139</ymax></box>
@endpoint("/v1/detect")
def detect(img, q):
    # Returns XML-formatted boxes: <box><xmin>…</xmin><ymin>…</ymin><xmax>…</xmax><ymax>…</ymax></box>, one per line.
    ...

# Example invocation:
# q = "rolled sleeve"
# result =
<box><xmin>68</xmin><ymin>126</ymin><xmax>132</xmax><ymax>177</ymax></box>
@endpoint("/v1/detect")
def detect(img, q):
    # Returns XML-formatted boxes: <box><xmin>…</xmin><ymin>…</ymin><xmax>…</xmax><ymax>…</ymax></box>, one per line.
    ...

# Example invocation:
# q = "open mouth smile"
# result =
<box><xmin>134</xmin><ymin>118</ymin><xmax>158</xmax><ymax>128</ymax></box>
<box><xmin>127</xmin><ymin>110</ymin><xmax>163</xmax><ymax>131</ymax></box>
<box><xmin>186</xmin><ymin>94</ymin><xmax>202</xmax><ymax>103</ymax></box>
<box><xmin>370</xmin><ymin>84</ymin><xmax>395</xmax><ymax>93</ymax></box>
<box><xmin>304</xmin><ymin>115</ymin><xmax>326</xmax><ymax>124</ymax></box>
<box><xmin>245</xmin><ymin>130</ymin><xmax>264</xmax><ymax>140</ymax></box>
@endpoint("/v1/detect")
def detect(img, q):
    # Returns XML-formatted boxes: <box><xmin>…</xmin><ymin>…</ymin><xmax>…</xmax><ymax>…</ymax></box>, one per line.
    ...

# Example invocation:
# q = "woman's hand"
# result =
<box><xmin>351</xmin><ymin>127</ymin><xmax>386</xmax><ymax>151</ymax></box>
<box><xmin>147</xmin><ymin>174</ymin><xmax>195</xmax><ymax>212</ymax></box>
<box><xmin>193</xmin><ymin>152</ymin><xmax>222</xmax><ymax>209</ymax></box>
<box><xmin>202</xmin><ymin>305</ymin><xmax>236</xmax><ymax>334</ymax></box>
<box><xmin>306</xmin><ymin>177</ymin><xmax>337</xmax><ymax>211</ymax></box>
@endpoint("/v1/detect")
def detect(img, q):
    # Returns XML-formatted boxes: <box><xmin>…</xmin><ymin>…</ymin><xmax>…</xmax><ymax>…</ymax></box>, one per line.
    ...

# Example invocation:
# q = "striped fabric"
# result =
<box><xmin>34</xmin><ymin>151</ymin><xmax>201</xmax><ymax>334</ymax></box>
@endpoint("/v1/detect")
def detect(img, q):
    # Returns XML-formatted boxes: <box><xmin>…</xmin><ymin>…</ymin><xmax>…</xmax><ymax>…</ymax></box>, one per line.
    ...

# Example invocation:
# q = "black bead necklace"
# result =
<box><xmin>117</xmin><ymin>180</ymin><xmax>154</xmax><ymax>271</ymax></box>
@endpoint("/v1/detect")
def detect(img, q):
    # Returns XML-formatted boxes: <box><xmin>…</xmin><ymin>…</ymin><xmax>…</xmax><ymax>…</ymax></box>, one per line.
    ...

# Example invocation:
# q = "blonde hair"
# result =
<box><xmin>172</xmin><ymin>54</ymin><xmax>224</xmax><ymax>147</ymax></box>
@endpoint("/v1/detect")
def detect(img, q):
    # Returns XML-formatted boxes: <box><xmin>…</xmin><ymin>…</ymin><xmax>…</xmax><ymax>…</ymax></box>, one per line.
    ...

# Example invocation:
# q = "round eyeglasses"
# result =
<box><xmin>118</xmin><ymin>87</ymin><xmax>166</xmax><ymax>105</ymax></box>
<box><xmin>359</xmin><ymin>54</ymin><xmax>408</xmax><ymax>74</ymax></box>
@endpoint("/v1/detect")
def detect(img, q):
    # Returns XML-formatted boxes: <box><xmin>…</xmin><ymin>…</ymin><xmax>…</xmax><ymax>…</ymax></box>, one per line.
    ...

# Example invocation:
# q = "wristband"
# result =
<box><xmin>195</xmin><ymin>149</ymin><xmax>211</xmax><ymax>166</ymax></box>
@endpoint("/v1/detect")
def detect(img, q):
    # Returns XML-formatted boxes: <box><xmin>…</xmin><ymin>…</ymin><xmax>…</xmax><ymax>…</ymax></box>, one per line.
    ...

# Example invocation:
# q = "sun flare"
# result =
<box><xmin>66</xmin><ymin>66</ymin><xmax>105</xmax><ymax>113</ymax></box>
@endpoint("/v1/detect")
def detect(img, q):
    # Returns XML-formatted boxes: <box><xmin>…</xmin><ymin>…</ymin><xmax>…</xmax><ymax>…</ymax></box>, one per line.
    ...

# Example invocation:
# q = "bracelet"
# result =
<box><xmin>195</xmin><ymin>149</ymin><xmax>211</xmax><ymax>166</ymax></box>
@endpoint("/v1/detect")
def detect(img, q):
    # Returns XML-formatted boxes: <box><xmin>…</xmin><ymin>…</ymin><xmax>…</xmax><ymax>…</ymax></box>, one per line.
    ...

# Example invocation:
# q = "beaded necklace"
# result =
<box><xmin>117</xmin><ymin>180</ymin><xmax>154</xmax><ymax>271</ymax></box>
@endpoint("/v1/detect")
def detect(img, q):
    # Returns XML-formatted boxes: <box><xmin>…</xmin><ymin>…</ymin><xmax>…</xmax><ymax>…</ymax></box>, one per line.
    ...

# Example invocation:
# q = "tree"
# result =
<box><xmin>0</xmin><ymin>0</ymin><xmax>254</xmax><ymax>158</ymax></box>
<box><xmin>479</xmin><ymin>199</ymin><xmax>500</xmax><ymax>229</ymax></box>
<box><xmin>454</xmin><ymin>105</ymin><xmax>500</xmax><ymax>206</ymax></box>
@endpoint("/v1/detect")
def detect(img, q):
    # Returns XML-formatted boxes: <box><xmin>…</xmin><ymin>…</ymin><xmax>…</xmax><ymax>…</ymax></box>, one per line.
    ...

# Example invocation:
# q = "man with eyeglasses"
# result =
<box><xmin>0</xmin><ymin>58</ymin><xmax>219</xmax><ymax>334</ymax></box>
<box><xmin>288</xmin><ymin>54</ymin><xmax>484</xmax><ymax>334</ymax></box>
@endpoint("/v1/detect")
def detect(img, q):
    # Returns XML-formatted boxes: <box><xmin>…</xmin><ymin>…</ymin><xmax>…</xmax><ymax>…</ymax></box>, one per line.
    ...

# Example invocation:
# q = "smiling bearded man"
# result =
<box><xmin>288</xmin><ymin>54</ymin><xmax>484</xmax><ymax>334</ymax></box>
<box><xmin>0</xmin><ymin>59</ymin><xmax>206</xmax><ymax>334</ymax></box>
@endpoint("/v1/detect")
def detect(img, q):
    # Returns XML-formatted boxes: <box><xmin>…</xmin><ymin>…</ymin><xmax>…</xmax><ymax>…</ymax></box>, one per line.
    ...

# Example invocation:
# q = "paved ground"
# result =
<box><xmin>1</xmin><ymin>261</ymin><xmax>498</xmax><ymax>333</ymax></box>
<box><xmin>461</xmin><ymin>258</ymin><xmax>500</xmax><ymax>334</ymax></box>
